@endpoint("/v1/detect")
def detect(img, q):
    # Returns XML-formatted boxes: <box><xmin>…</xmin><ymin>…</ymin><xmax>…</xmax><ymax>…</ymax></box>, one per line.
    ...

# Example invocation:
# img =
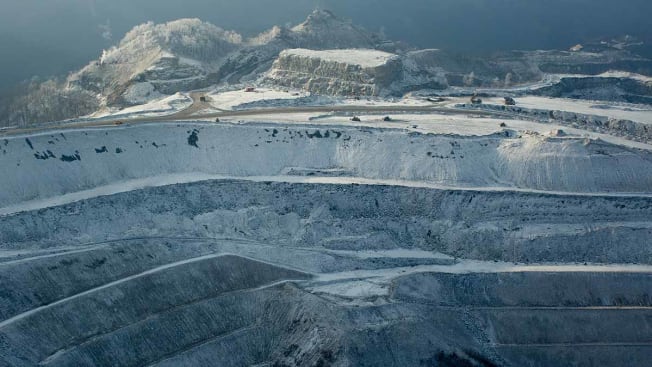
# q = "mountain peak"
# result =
<box><xmin>119</xmin><ymin>18</ymin><xmax>242</xmax><ymax>56</ymax></box>
<box><xmin>306</xmin><ymin>9</ymin><xmax>338</xmax><ymax>22</ymax></box>
<box><xmin>293</xmin><ymin>9</ymin><xmax>351</xmax><ymax>32</ymax></box>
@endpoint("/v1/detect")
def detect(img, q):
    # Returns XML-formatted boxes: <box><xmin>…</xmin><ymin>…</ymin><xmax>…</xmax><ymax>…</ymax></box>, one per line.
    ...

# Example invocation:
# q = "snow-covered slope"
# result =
<box><xmin>69</xmin><ymin>19</ymin><xmax>242</xmax><ymax>106</ymax></box>
<box><xmin>204</xmin><ymin>88</ymin><xmax>309</xmax><ymax>111</ymax></box>
<box><xmin>2</xmin><ymin>121</ymin><xmax>652</xmax><ymax>209</ymax></box>
<box><xmin>288</xmin><ymin>9</ymin><xmax>385</xmax><ymax>49</ymax></box>
<box><xmin>10</xmin><ymin>10</ymin><xmax>388</xmax><ymax>121</ymax></box>
<box><xmin>88</xmin><ymin>93</ymin><xmax>192</xmax><ymax>119</ymax></box>
<box><xmin>89</xmin><ymin>10</ymin><xmax>389</xmax><ymax>105</ymax></box>
<box><xmin>211</xmin><ymin>9</ymin><xmax>391</xmax><ymax>86</ymax></box>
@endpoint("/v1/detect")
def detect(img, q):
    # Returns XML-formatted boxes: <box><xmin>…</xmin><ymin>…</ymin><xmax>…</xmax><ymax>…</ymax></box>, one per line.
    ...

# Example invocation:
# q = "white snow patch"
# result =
<box><xmin>598</xmin><ymin>70</ymin><xmax>652</xmax><ymax>83</ymax></box>
<box><xmin>281</xmin><ymin>48</ymin><xmax>397</xmax><ymax>68</ymax></box>
<box><xmin>221</xmin><ymin>111</ymin><xmax>652</xmax><ymax>151</ymax></box>
<box><xmin>205</xmin><ymin>88</ymin><xmax>308</xmax><ymax>111</ymax></box>
<box><xmin>89</xmin><ymin>93</ymin><xmax>192</xmax><ymax>119</ymax></box>
<box><xmin>336</xmin><ymin>96</ymin><xmax>433</xmax><ymax>107</ymax></box>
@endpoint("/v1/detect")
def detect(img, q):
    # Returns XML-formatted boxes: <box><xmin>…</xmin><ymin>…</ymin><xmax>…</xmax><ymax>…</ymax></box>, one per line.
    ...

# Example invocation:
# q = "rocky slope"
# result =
<box><xmin>1</xmin><ymin>180</ymin><xmax>651</xmax><ymax>366</ymax></box>
<box><xmin>69</xmin><ymin>9</ymin><xmax>390</xmax><ymax>107</ymax></box>
<box><xmin>533</xmin><ymin>75</ymin><xmax>652</xmax><ymax>104</ymax></box>
<box><xmin>69</xmin><ymin>18</ymin><xmax>243</xmax><ymax>106</ymax></box>
<box><xmin>0</xmin><ymin>10</ymin><xmax>390</xmax><ymax>127</ymax></box>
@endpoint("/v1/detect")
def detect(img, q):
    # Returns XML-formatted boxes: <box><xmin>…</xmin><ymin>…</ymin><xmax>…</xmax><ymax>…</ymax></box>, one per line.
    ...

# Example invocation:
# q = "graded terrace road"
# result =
<box><xmin>0</xmin><ymin>95</ymin><xmax>504</xmax><ymax>138</ymax></box>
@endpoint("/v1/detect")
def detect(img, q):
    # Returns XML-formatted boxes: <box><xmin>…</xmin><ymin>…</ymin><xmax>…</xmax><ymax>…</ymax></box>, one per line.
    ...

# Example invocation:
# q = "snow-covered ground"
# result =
<box><xmin>201</xmin><ymin>91</ymin><xmax>435</xmax><ymax>112</ymax></box>
<box><xmin>279</xmin><ymin>48</ymin><xmax>398</xmax><ymax>67</ymax></box>
<box><xmin>336</xmin><ymin>96</ymin><xmax>433</xmax><ymax>107</ymax></box>
<box><xmin>483</xmin><ymin>96</ymin><xmax>652</xmax><ymax>124</ymax></box>
<box><xmin>215</xmin><ymin>111</ymin><xmax>652</xmax><ymax>151</ymax></box>
<box><xmin>308</xmin><ymin>259</ymin><xmax>652</xmax><ymax>300</ymax></box>
<box><xmin>204</xmin><ymin>88</ymin><xmax>309</xmax><ymax>111</ymax></box>
<box><xmin>88</xmin><ymin>92</ymin><xmax>192</xmax><ymax>119</ymax></box>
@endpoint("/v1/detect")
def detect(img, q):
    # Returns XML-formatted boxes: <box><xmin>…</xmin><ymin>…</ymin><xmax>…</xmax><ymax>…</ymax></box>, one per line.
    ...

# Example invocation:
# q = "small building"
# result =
<box><xmin>245</xmin><ymin>87</ymin><xmax>256</xmax><ymax>93</ymax></box>
<box><xmin>504</xmin><ymin>97</ymin><xmax>516</xmax><ymax>106</ymax></box>
<box><xmin>199</xmin><ymin>96</ymin><xmax>207</xmax><ymax>102</ymax></box>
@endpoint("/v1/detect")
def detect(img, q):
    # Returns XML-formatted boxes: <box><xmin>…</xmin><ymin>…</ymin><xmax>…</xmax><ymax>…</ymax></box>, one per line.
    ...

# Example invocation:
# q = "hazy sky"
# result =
<box><xmin>1</xmin><ymin>0</ymin><xmax>651</xmax><ymax>89</ymax></box>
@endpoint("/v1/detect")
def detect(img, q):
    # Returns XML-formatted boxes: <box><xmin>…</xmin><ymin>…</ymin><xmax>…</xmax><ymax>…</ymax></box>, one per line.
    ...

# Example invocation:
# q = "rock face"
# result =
<box><xmin>402</xmin><ymin>48</ymin><xmax>541</xmax><ymax>88</ymax></box>
<box><xmin>266</xmin><ymin>48</ymin><xmax>449</xmax><ymax>96</ymax></box>
<box><xmin>265</xmin><ymin>46</ymin><xmax>652</xmax><ymax>98</ymax></box>
<box><xmin>533</xmin><ymin>75</ymin><xmax>652</xmax><ymax>104</ymax></box>
<box><xmin>266</xmin><ymin>49</ymin><xmax>403</xmax><ymax>96</ymax></box>
<box><xmin>399</xmin><ymin>48</ymin><xmax>652</xmax><ymax>90</ymax></box>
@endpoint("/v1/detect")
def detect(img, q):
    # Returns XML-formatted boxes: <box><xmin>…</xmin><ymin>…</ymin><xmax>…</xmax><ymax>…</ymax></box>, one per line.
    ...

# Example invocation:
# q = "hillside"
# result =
<box><xmin>2</xmin><ymin>9</ymin><xmax>652</xmax><ymax>128</ymax></box>
<box><xmin>0</xmin><ymin>10</ymin><xmax>388</xmax><ymax>127</ymax></box>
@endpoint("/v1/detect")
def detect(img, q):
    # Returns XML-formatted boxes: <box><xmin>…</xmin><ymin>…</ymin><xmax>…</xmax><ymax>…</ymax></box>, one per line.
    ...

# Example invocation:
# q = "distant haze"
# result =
<box><xmin>1</xmin><ymin>0</ymin><xmax>651</xmax><ymax>90</ymax></box>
